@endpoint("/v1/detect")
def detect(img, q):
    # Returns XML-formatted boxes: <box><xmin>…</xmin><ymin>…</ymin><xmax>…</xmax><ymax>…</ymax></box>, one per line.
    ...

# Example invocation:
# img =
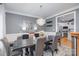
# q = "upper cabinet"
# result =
<box><xmin>45</xmin><ymin>17</ymin><xmax>56</xmax><ymax>32</ymax></box>
<box><xmin>46</xmin><ymin>20</ymin><xmax>53</xmax><ymax>27</ymax></box>
<box><xmin>56</xmin><ymin>11</ymin><xmax>76</xmax><ymax>32</ymax></box>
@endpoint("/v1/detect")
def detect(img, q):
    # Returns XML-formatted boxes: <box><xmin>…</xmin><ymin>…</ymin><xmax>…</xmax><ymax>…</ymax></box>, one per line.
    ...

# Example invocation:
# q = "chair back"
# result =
<box><xmin>1</xmin><ymin>38</ymin><xmax>11</xmax><ymax>56</ymax></box>
<box><xmin>48</xmin><ymin>35</ymin><xmax>54</xmax><ymax>41</ymax></box>
<box><xmin>22</xmin><ymin>34</ymin><xmax>29</xmax><ymax>39</ymax></box>
<box><xmin>35</xmin><ymin>37</ymin><xmax>45</xmax><ymax>56</ymax></box>
<box><xmin>51</xmin><ymin>35</ymin><xmax>60</xmax><ymax>51</ymax></box>
<box><xmin>34</xmin><ymin>33</ymin><xmax>39</xmax><ymax>38</ymax></box>
<box><xmin>54</xmin><ymin>35</ymin><xmax>60</xmax><ymax>42</ymax></box>
<box><xmin>17</xmin><ymin>36</ymin><xmax>23</xmax><ymax>42</ymax></box>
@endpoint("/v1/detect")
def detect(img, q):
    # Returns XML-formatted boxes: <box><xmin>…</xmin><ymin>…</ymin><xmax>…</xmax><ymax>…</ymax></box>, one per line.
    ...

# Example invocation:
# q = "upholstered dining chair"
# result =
<box><xmin>35</xmin><ymin>37</ymin><xmax>46</xmax><ymax>56</ymax></box>
<box><xmin>22</xmin><ymin>34</ymin><xmax>29</xmax><ymax>55</ymax></box>
<box><xmin>1</xmin><ymin>37</ymin><xmax>23</xmax><ymax>56</ymax></box>
<box><xmin>22</xmin><ymin>34</ymin><xmax>29</xmax><ymax>39</ymax></box>
<box><xmin>48</xmin><ymin>35</ymin><xmax>60</xmax><ymax>55</ymax></box>
<box><xmin>34</xmin><ymin>33</ymin><xmax>39</xmax><ymax>38</ymax></box>
<box><xmin>44</xmin><ymin>35</ymin><xmax>54</xmax><ymax>51</ymax></box>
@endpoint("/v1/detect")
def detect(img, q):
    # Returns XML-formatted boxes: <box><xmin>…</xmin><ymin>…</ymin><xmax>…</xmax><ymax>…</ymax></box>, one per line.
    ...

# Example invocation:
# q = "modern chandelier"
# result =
<box><xmin>36</xmin><ymin>18</ymin><xmax>45</xmax><ymax>26</ymax></box>
<box><xmin>36</xmin><ymin>5</ymin><xmax>45</xmax><ymax>26</ymax></box>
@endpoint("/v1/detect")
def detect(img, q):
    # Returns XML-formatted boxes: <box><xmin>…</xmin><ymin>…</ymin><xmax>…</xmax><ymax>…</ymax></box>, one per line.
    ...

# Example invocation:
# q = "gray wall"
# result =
<box><xmin>43</xmin><ymin>8</ymin><xmax>79</xmax><ymax>32</ymax></box>
<box><xmin>6</xmin><ymin>13</ymin><xmax>37</xmax><ymax>34</ymax></box>
<box><xmin>6</xmin><ymin>9</ymin><xmax>79</xmax><ymax>34</ymax></box>
<box><xmin>76</xmin><ymin>9</ymin><xmax>79</xmax><ymax>32</ymax></box>
<box><xmin>45</xmin><ymin>17</ymin><xmax>56</xmax><ymax>32</ymax></box>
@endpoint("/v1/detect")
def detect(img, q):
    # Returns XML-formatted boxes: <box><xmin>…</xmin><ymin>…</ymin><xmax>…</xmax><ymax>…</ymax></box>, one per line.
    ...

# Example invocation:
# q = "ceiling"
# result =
<box><xmin>4</xmin><ymin>3</ymin><xmax>79</xmax><ymax>19</ymax></box>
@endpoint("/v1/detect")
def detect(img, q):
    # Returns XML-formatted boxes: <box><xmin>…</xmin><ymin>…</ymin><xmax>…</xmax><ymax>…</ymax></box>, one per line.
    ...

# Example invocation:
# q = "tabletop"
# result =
<box><xmin>12</xmin><ymin>35</ymin><xmax>54</xmax><ymax>51</ymax></box>
<box><xmin>13</xmin><ymin>39</ymin><xmax>36</xmax><ymax>50</ymax></box>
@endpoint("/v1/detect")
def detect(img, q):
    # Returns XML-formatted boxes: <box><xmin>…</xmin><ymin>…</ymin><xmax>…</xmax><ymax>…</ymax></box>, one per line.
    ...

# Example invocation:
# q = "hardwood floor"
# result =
<box><xmin>60</xmin><ymin>36</ymin><xmax>79</xmax><ymax>56</ymax></box>
<box><xmin>60</xmin><ymin>36</ymin><xmax>72</xmax><ymax>48</ymax></box>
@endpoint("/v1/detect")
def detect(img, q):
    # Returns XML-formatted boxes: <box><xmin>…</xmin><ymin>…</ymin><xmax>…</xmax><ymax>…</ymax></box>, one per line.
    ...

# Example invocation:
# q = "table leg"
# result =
<box><xmin>22</xmin><ymin>48</ymin><xmax>26</xmax><ymax>56</ymax></box>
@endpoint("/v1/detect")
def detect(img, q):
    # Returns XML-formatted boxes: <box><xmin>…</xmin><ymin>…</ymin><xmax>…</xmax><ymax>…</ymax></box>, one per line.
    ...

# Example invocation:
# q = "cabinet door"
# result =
<box><xmin>57</xmin><ymin>12</ymin><xmax>74</xmax><ymax>32</ymax></box>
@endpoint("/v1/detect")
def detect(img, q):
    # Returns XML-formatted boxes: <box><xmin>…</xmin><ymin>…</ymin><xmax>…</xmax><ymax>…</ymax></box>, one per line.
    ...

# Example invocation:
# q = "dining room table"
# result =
<box><xmin>12</xmin><ymin>35</ymin><xmax>55</xmax><ymax>56</ymax></box>
<box><xmin>12</xmin><ymin>38</ymin><xmax>36</xmax><ymax>56</ymax></box>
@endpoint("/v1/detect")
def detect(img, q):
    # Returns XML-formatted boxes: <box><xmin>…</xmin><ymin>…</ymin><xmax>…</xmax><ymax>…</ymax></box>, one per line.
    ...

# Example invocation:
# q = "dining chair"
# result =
<box><xmin>35</xmin><ymin>37</ymin><xmax>46</xmax><ymax>56</ymax></box>
<box><xmin>34</xmin><ymin>33</ymin><xmax>39</xmax><ymax>38</ymax></box>
<box><xmin>22</xmin><ymin>34</ymin><xmax>29</xmax><ymax>39</ymax></box>
<box><xmin>48</xmin><ymin>35</ymin><xmax>60</xmax><ymax>55</ymax></box>
<box><xmin>22</xmin><ymin>34</ymin><xmax>29</xmax><ymax>55</ymax></box>
<box><xmin>44</xmin><ymin>35</ymin><xmax>54</xmax><ymax>51</ymax></box>
<box><xmin>1</xmin><ymin>38</ymin><xmax>11</xmax><ymax>56</ymax></box>
<box><xmin>0</xmin><ymin>40</ymin><xmax>7</xmax><ymax>56</ymax></box>
<box><xmin>1</xmin><ymin>37</ymin><xmax>23</xmax><ymax>56</ymax></box>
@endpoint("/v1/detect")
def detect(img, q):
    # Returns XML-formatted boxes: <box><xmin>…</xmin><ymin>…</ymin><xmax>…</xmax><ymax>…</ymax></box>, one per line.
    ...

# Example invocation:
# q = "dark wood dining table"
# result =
<box><xmin>13</xmin><ymin>39</ymin><xmax>36</xmax><ymax>50</ymax></box>
<box><xmin>12</xmin><ymin>39</ymin><xmax>36</xmax><ymax>55</ymax></box>
<box><xmin>12</xmin><ymin>36</ymin><xmax>54</xmax><ymax>56</ymax></box>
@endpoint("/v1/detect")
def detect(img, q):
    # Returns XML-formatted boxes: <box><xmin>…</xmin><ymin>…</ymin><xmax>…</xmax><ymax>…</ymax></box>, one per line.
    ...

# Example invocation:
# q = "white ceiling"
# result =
<box><xmin>4</xmin><ymin>3</ymin><xmax>79</xmax><ymax>19</ymax></box>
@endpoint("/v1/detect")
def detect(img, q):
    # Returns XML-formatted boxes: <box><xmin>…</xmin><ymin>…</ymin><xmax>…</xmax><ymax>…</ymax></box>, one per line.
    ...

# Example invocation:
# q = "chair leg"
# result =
<box><xmin>55</xmin><ymin>49</ymin><xmax>58</xmax><ymax>53</ymax></box>
<box><xmin>21</xmin><ymin>50</ymin><xmax>23</xmax><ymax>56</ymax></box>
<box><xmin>21</xmin><ymin>54</ymin><xmax>23</xmax><ymax>56</ymax></box>
<box><xmin>49</xmin><ymin>47</ymin><xmax>54</xmax><ymax>56</ymax></box>
<box><xmin>52</xmin><ymin>51</ymin><xmax>54</xmax><ymax>56</ymax></box>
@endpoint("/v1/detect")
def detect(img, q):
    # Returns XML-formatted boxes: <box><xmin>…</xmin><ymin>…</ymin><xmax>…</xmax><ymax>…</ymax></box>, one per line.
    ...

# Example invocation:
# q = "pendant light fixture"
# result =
<box><xmin>36</xmin><ymin>18</ymin><xmax>45</xmax><ymax>26</ymax></box>
<box><xmin>36</xmin><ymin>5</ymin><xmax>45</xmax><ymax>26</ymax></box>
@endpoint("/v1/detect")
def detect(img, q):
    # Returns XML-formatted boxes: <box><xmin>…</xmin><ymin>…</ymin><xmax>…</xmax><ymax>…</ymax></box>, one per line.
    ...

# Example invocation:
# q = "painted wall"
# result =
<box><xmin>0</xmin><ymin>4</ymin><xmax>6</xmax><ymax>56</ymax></box>
<box><xmin>6</xmin><ymin>8</ymin><xmax>79</xmax><ymax>34</ymax></box>
<box><xmin>6</xmin><ymin>13</ymin><xmax>37</xmax><ymax>34</ymax></box>
<box><xmin>0</xmin><ymin>5</ymin><xmax>5</xmax><ymax>39</ymax></box>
